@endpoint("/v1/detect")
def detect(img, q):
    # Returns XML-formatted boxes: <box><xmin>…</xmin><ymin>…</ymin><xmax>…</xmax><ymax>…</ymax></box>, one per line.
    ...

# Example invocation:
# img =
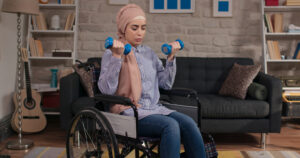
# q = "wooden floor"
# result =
<box><xmin>0</xmin><ymin>116</ymin><xmax>300</xmax><ymax>158</ymax></box>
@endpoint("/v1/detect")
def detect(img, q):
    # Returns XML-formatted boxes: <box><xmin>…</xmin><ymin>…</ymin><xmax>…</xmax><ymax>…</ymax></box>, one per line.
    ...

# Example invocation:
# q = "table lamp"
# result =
<box><xmin>2</xmin><ymin>0</ymin><xmax>39</xmax><ymax>150</ymax></box>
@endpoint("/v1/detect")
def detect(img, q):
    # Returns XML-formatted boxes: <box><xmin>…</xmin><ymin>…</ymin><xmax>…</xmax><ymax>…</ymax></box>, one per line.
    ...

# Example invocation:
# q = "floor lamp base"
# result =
<box><xmin>6</xmin><ymin>139</ymin><xmax>34</xmax><ymax>150</ymax></box>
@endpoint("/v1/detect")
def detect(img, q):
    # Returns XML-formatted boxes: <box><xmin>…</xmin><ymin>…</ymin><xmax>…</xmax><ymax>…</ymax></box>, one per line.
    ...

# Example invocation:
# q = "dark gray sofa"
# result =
<box><xmin>60</xmin><ymin>57</ymin><xmax>282</xmax><ymax>148</ymax></box>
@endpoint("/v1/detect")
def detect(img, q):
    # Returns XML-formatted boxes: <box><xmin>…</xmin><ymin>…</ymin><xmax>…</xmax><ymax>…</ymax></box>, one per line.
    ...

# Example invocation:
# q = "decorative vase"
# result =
<box><xmin>50</xmin><ymin>69</ymin><xmax>58</xmax><ymax>88</ymax></box>
<box><xmin>50</xmin><ymin>15</ymin><xmax>60</xmax><ymax>30</ymax></box>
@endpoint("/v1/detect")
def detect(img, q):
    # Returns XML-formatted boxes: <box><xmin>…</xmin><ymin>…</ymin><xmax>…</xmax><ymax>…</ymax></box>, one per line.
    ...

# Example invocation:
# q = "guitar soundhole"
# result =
<box><xmin>24</xmin><ymin>98</ymin><xmax>36</xmax><ymax>110</ymax></box>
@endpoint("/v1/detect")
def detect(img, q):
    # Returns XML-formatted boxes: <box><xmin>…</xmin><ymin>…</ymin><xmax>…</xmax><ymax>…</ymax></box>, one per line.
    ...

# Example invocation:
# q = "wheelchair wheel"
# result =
<box><xmin>66</xmin><ymin>107</ymin><xmax>119</xmax><ymax>158</ymax></box>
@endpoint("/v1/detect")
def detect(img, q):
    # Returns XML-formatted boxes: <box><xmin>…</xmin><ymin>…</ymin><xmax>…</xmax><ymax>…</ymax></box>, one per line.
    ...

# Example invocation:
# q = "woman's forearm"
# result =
<box><xmin>98</xmin><ymin>51</ymin><xmax>122</xmax><ymax>94</ymax></box>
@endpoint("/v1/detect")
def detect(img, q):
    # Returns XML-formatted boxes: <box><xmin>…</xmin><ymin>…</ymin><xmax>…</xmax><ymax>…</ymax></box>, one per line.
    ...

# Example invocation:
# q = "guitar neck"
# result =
<box><xmin>24</xmin><ymin>62</ymin><xmax>32</xmax><ymax>100</ymax></box>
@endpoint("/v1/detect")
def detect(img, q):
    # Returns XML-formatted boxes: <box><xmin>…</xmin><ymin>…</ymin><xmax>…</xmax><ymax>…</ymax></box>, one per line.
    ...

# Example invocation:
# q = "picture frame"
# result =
<box><xmin>150</xmin><ymin>0</ymin><xmax>195</xmax><ymax>13</ymax></box>
<box><xmin>213</xmin><ymin>0</ymin><xmax>232</xmax><ymax>17</ymax></box>
<box><xmin>108</xmin><ymin>0</ymin><xmax>128</xmax><ymax>5</ymax></box>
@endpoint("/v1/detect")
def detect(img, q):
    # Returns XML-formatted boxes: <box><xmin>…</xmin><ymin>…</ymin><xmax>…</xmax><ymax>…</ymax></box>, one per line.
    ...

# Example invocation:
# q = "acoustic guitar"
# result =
<box><xmin>11</xmin><ymin>48</ymin><xmax>47</xmax><ymax>133</ymax></box>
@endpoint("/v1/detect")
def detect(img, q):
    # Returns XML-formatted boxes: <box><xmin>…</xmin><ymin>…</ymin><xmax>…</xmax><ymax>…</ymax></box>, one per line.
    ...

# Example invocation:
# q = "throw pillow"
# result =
<box><xmin>247</xmin><ymin>82</ymin><xmax>268</xmax><ymax>101</ymax></box>
<box><xmin>73</xmin><ymin>64</ymin><xmax>94</xmax><ymax>97</ymax></box>
<box><xmin>219</xmin><ymin>63</ymin><xmax>261</xmax><ymax>99</ymax></box>
<box><xmin>73</xmin><ymin>60</ymin><xmax>101</xmax><ymax>97</ymax></box>
<box><xmin>92</xmin><ymin>67</ymin><xmax>101</xmax><ymax>94</ymax></box>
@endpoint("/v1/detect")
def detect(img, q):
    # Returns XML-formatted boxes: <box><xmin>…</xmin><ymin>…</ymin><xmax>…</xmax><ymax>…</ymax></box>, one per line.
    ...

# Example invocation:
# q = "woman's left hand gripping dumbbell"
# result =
<box><xmin>161</xmin><ymin>39</ymin><xmax>184</xmax><ymax>61</ymax></box>
<box><xmin>105</xmin><ymin>37</ymin><xmax>132</xmax><ymax>58</ymax></box>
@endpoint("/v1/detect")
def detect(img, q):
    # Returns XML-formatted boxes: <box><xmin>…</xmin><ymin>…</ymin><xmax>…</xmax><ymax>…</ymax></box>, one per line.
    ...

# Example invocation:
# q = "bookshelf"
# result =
<box><xmin>261</xmin><ymin>0</ymin><xmax>300</xmax><ymax>91</ymax></box>
<box><xmin>30</xmin><ymin>30</ymin><xmax>75</xmax><ymax>34</ymax></box>
<box><xmin>264</xmin><ymin>5</ymin><xmax>300</xmax><ymax>12</ymax></box>
<box><xmin>26</xmin><ymin>0</ymin><xmax>79</xmax><ymax>115</ymax></box>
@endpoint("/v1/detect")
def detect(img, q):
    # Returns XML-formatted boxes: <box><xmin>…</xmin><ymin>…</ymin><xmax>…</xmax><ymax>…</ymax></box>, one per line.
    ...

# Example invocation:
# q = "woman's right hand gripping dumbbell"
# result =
<box><xmin>105</xmin><ymin>37</ymin><xmax>132</xmax><ymax>58</ymax></box>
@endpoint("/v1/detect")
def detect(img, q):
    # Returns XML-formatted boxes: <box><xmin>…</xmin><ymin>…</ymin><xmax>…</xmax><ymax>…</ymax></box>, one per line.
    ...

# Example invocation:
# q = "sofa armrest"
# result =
<box><xmin>254</xmin><ymin>72</ymin><xmax>282</xmax><ymax>132</ymax></box>
<box><xmin>60</xmin><ymin>72</ymin><xmax>86</xmax><ymax>130</ymax></box>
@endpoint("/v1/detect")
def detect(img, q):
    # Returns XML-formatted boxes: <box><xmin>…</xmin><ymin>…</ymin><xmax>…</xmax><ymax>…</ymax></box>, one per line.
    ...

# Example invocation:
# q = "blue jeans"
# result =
<box><xmin>138</xmin><ymin>112</ymin><xmax>206</xmax><ymax>158</ymax></box>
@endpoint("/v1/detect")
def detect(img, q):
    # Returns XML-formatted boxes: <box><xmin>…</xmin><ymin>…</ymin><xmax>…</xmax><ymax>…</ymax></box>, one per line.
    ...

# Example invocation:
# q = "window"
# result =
<box><xmin>150</xmin><ymin>0</ymin><xmax>195</xmax><ymax>13</ymax></box>
<box><xmin>213</xmin><ymin>0</ymin><xmax>232</xmax><ymax>17</ymax></box>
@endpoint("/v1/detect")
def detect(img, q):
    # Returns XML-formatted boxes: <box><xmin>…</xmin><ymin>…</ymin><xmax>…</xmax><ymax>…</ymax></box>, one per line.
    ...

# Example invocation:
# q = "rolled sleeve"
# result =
<box><xmin>157</xmin><ymin>56</ymin><xmax>177</xmax><ymax>90</ymax></box>
<box><xmin>98</xmin><ymin>50</ymin><xmax>122</xmax><ymax>95</ymax></box>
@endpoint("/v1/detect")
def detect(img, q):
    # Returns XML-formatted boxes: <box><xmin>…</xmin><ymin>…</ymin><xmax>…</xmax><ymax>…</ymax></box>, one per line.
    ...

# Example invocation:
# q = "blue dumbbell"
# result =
<box><xmin>161</xmin><ymin>39</ymin><xmax>184</xmax><ymax>55</ymax></box>
<box><xmin>105</xmin><ymin>37</ymin><xmax>132</xmax><ymax>55</ymax></box>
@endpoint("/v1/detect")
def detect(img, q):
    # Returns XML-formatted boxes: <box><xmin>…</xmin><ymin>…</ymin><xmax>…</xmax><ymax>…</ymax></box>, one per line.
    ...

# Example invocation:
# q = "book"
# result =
<box><xmin>273</xmin><ymin>13</ymin><xmax>283</xmax><ymax>33</ymax></box>
<box><xmin>265</xmin><ymin>14</ymin><xmax>274</xmax><ymax>33</ymax></box>
<box><xmin>273</xmin><ymin>41</ymin><xmax>281</xmax><ymax>59</ymax></box>
<box><xmin>267</xmin><ymin>41</ymin><xmax>275</xmax><ymax>59</ymax></box>
<box><xmin>267</xmin><ymin>40</ymin><xmax>281</xmax><ymax>60</ymax></box>
<box><xmin>285</xmin><ymin>0</ymin><xmax>300</xmax><ymax>6</ymax></box>
<box><xmin>52</xmin><ymin>49</ymin><xmax>72</xmax><ymax>57</ymax></box>
<box><xmin>64</xmin><ymin>12</ymin><xmax>75</xmax><ymax>30</ymax></box>
<box><xmin>36</xmin><ymin>13</ymin><xmax>47</xmax><ymax>30</ymax></box>
<box><xmin>31</xmin><ymin>16</ymin><xmax>38</xmax><ymax>30</ymax></box>
<box><xmin>35</xmin><ymin>40</ymin><xmax>44</xmax><ymax>57</ymax></box>
<box><xmin>289</xmin><ymin>29</ymin><xmax>300</xmax><ymax>33</ymax></box>
<box><xmin>292</xmin><ymin>43</ymin><xmax>300</xmax><ymax>59</ymax></box>
<box><xmin>29</xmin><ymin>37</ymin><xmax>38</xmax><ymax>57</ymax></box>
<box><xmin>264</xmin><ymin>14</ymin><xmax>270</xmax><ymax>33</ymax></box>
<box><xmin>266</xmin><ymin>0</ymin><xmax>279</xmax><ymax>6</ymax></box>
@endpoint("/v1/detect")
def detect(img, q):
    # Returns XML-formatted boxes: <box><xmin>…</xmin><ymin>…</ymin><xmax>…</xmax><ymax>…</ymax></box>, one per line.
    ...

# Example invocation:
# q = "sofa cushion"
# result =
<box><xmin>199</xmin><ymin>94</ymin><xmax>269</xmax><ymax>119</ymax></box>
<box><xmin>171</xmin><ymin>57</ymin><xmax>254</xmax><ymax>94</ymax></box>
<box><xmin>219</xmin><ymin>63</ymin><xmax>261</xmax><ymax>99</ymax></box>
<box><xmin>160</xmin><ymin>94</ymin><xmax>269</xmax><ymax>119</ymax></box>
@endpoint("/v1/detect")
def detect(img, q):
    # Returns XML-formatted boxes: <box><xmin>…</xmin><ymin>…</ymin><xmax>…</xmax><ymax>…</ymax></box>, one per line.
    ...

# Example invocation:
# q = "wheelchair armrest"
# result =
<box><xmin>160</xmin><ymin>87</ymin><xmax>198</xmax><ymax>98</ymax></box>
<box><xmin>160</xmin><ymin>88</ymin><xmax>202</xmax><ymax>126</ymax></box>
<box><xmin>94</xmin><ymin>94</ymin><xmax>134</xmax><ymax>106</ymax></box>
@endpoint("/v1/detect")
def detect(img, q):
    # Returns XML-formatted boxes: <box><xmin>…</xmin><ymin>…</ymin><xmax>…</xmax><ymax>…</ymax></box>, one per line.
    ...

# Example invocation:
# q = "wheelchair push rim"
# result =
<box><xmin>66</xmin><ymin>107</ymin><xmax>119</xmax><ymax>158</ymax></box>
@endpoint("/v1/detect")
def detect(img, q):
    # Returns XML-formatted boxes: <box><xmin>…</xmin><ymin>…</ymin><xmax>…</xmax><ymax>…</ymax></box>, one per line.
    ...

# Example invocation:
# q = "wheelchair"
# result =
<box><xmin>66</xmin><ymin>89</ymin><xmax>200</xmax><ymax>158</ymax></box>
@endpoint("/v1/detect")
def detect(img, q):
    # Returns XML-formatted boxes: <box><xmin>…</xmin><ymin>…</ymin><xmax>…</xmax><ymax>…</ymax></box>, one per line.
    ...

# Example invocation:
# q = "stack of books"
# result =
<box><xmin>285</xmin><ymin>0</ymin><xmax>300</xmax><ymax>5</ymax></box>
<box><xmin>264</xmin><ymin>13</ymin><xmax>283</xmax><ymax>60</ymax></box>
<box><xmin>264</xmin><ymin>13</ymin><xmax>283</xmax><ymax>33</ymax></box>
<box><xmin>273</xmin><ymin>14</ymin><xmax>283</xmax><ymax>33</ymax></box>
<box><xmin>288</xmin><ymin>24</ymin><xmax>300</xmax><ymax>33</ymax></box>
<box><xmin>31</xmin><ymin>13</ymin><xmax>47</xmax><ymax>30</ymax></box>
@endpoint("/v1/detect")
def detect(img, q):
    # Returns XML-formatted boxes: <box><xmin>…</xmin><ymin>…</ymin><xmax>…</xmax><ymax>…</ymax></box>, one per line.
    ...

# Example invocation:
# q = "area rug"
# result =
<box><xmin>25</xmin><ymin>147</ymin><xmax>300</xmax><ymax>158</ymax></box>
<box><xmin>219</xmin><ymin>150</ymin><xmax>300</xmax><ymax>158</ymax></box>
<box><xmin>24</xmin><ymin>147</ymin><xmax>66</xmax><ymax>158</ymax></box>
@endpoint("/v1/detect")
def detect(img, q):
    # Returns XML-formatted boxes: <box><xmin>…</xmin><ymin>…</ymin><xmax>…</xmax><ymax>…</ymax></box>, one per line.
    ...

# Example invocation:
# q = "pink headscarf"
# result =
<box><xmin>116</xmin><ymin>4</ymin><xmax>146</xmax><ymax>40</ymax></box>
<box><xmin>110</xmin><ymin>4</ymin><xmax>145</xmax><ymax>114</ymax></box>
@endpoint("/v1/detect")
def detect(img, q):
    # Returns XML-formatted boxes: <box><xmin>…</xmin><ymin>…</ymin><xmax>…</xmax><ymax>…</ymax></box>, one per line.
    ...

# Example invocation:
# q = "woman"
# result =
<box><xmin>98</xmin><ymin>4</ymin><xmax>206</xmax><ymax>158</ymax></box>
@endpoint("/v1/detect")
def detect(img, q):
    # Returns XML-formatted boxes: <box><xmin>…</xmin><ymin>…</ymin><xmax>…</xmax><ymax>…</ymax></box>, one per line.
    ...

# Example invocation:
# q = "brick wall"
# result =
<box><xmin>77</xmin><ymin>0</ymin><xmax>263</xmax><ymax>63</ymax></box>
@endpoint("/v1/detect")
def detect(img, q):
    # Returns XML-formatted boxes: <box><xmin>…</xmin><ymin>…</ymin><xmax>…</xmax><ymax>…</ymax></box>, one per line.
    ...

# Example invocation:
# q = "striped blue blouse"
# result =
<box><xmin>98</xmin><ymin>45</ymin><xmax>176</xmax><ymax>120</ymax></box>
